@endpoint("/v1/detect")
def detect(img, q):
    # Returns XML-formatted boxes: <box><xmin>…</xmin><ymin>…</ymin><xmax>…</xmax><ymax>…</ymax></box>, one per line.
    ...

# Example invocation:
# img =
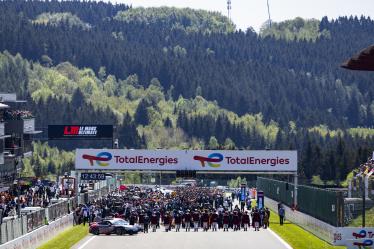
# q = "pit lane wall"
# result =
<box><xmin>0</xmin><ymin>213</ymin><xmax>73</xmax><ymax>249</ymax></box>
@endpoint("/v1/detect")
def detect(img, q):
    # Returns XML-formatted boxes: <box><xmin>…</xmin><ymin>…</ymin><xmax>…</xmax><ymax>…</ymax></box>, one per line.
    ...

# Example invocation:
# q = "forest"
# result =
<box><xmin>1</xmin><ymin>0</ymin><xmax>374</xmax><ymax>184</ymax></box>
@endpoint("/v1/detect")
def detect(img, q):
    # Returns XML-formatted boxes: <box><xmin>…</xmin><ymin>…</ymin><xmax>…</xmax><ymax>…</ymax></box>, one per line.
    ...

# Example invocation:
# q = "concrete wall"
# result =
<box><xmin>0</xmin><ymin>213</ymin><xmax>73</xmax><ymax>249</ymax></box>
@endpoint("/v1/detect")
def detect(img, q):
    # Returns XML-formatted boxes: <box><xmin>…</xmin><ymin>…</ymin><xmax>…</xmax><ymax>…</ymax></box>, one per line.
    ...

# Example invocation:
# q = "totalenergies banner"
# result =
<box><xmin>75</xmin><ymin>149</ymin><xmax>297</xmax><ymax>171</ymax></box>
<box><xmin>333</xmin><ymin>227</ymin><xmax>374</xmax><ymax>248</ymax></box>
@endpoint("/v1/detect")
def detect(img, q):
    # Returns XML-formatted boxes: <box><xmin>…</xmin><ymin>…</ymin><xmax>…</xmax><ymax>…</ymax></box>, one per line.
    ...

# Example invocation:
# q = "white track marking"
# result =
<box><xmin>268</xmin><ymin>228</ymin><xmax>293</xmax><ymax>249</ymax></box>
<box><xmin>77</xmin><ymin>236</ymin><xmax>96</xmax><ymax>249</ymax></box>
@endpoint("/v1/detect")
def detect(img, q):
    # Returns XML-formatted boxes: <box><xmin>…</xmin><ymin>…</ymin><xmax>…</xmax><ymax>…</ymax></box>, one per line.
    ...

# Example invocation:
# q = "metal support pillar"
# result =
<box><xmin>294</xmin><ymin>172</ymin><xmax>298</xmax><ymax>208</ymax></box>
<box><xmin>76</xmin><ymin>170</ymin><xmax>80</xmax><ymax>204</ymax></box>
<box><xmin>362</xmin><ymin>176</ymin><xmax>366</xmax><ymax>227</ymax></box>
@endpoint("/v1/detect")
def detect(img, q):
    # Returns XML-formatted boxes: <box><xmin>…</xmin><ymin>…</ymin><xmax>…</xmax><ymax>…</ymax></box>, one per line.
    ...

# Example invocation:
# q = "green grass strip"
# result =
<box><xmin>349</xmin><ymin>207</ymin><xmax>374</xmax><ymax>227</ymax></box>
<box><xmin>268</xmin><ymin>210</ymin><xmax>346</xmax><ymax>249</ymax></box>
<box><xmin>37</xmin><ymin>224</ymin><xmax>89</xmax><ymax>249</ymax></box>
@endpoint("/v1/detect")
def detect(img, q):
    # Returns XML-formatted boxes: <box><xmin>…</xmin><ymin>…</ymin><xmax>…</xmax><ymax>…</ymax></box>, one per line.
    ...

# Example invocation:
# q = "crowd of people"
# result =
<box><xmin>0</xmin><ymin>179</ymin><xmax>59</xmax><ymax>222</ymax></box>
<box><xmin>356</xmin><ymin>157</ymin><xmax>374</xmax><ymax>177</ymax></box>
<box><xmin>74</xmin><ymin>186</ymin><xmax>275</xmax><ymax>233</ymax></box>
<box><xmin>3</xmin><ymin>110</ymin><xmax>33</xmax><ymax>120</ymax></box>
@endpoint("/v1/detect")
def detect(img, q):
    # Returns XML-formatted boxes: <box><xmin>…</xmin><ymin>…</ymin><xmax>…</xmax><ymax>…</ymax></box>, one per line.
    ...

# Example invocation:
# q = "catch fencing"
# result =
<box><xmin>265</xmin><ymin>196</ymin><xmax>337</xmax><ymax>243</ymax></box>
<box><xmin>257</xmin><ymin>177</ymin><xmax>345</xmax><ymax>226</ymax></box>
<box><xmin>0</xmin><ymin>186</ymin><xmax>109</xmax><ymax>245</ymax></box>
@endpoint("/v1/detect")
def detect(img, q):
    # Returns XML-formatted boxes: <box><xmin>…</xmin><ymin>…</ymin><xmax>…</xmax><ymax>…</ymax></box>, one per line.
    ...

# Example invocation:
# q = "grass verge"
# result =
<box><xmin>268</xmin><ymin>210</ymin><xmax>346</xmax><ymax>249</ymax></box>
<box><xmin>349</xmin><ymin>206</ymin><xmax>374</xmax><ymax>227</ymax></box>
<box><xmin>37</xmin><ymin>224</ymin><xmax>89</xmax><ymax>249</ymax></box>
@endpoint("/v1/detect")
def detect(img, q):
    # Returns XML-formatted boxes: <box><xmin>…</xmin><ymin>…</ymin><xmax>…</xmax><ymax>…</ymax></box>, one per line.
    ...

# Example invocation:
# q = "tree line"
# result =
<box><xmin>0</xmin><ymin>1</ymin><xmax>374</xmax><ymax>183</ymax></box>
<box><xmin>0</xmin><ymin>51</ymin><xmax>371</xmax><ymax>183</ymax></box>
<box><xmin>0</xmin><ymin>1</ymin><xmax>374</xmax><ymax>127</ymax></box>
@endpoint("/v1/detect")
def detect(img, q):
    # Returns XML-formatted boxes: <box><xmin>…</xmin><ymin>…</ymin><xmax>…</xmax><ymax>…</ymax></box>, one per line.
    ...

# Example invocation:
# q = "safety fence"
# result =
<box><xmin>0</xmin><ymin>186</ymin><xmax>110</xmax><ymax>245</ymax></box>
<box><xmin>47</xmin><ymin>201</ymin><xmax>69</xmax><ymax>222</ymax></box>
<box><xmin>265</xmin><ymin>196</ymin><xmax>337</xmax><ymax>244</ymax></box>
<box><xmin>257</xmin><ymin>177</ymin><xmax>345</xmax><ymax>226</ymax></box>
<box><xmin>0</xmin><ymin>213</ymin><xmax>74</xmax><ymax>249</ymax></box>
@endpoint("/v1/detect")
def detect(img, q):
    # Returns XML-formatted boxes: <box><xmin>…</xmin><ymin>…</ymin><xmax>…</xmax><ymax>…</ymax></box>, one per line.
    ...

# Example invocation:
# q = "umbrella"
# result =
<box><xmin>341</xmin><ymin>44</ymin><xmax>374</xmax><ymax>71</ymax></box>
<box><xmin>119</xmin><ymin>185</ymin><xmax>127</xmax><ymax>191</ymax></box>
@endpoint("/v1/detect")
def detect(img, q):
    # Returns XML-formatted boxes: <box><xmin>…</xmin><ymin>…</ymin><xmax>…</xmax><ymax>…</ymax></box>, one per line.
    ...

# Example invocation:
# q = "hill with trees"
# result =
<box><xmin>0</xmin><ymin>0</ymin><xmax>374</xmax><ymax>183</ymax></box>
<box><xmin>0</xmin><ymin>51</ymin><xmax>373</xmax><ymax>183</ymax></box>
<box><xmin>32</xmin><ymin>12</ymin><xmax>91</xmax><ymax>30</ymax></box>
<box><xmin>1</xmin><ymin>1</ymin><xmax>374</xmax><ymax>128</ymax></box>
<box><xmin>114</xmin><ymin>7</ymin><xmax>235</xmax><ymax>34</ymax></box>
<box><xmin>259</xmin><ymin>17</ymin><xmax>331</xmax><ymax>41</ymax></box>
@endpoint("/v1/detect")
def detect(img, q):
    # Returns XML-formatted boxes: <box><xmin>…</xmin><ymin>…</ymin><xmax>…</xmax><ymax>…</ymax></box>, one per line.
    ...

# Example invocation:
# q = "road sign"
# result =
<box><xmin>80</xmin><ymin>173</ymin><xmax>106</xmax><ymax>181</ymax></box>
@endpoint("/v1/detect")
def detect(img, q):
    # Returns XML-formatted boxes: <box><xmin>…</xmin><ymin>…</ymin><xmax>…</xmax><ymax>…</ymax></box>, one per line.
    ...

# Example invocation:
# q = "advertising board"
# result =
<box><xmin>333</xmin><ymin>227</ymin><xmax>374</xmax><ymax>248</ymax></box>
<box><xmin>48</xmin><ymin>125</ymin><xmax>113</xmax><ymax>140</ymax></box>
<box><xmin>75</xmin><ymin>149</ymin><xmax>297</xmax><ymax>171</ymax></box>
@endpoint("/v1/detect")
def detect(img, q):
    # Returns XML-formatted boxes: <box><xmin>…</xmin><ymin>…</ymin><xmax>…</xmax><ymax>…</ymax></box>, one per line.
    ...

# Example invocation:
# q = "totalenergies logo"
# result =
<box><xmin>193</xmin><ymin>153</ymin><xmax>224</xmax><ymax>168</ymax></box>
<box><xmin>353</xmin><ymin>240</ymin><xmax>373</xmax><ymax>247</ymax></box>
<box><xmin>353</xmin><ymin>230</ymin><xmax>368</xmax><ymax>239</ymax></box>
<box><xmin>352</xmin><ymin>230</ymin><xmax>373</xmax><ymax>248</ymax></box>
<box><xmin>82</xmin><ymin>152</ymin><xmax>112</xmax><ymax>166</ymax></box>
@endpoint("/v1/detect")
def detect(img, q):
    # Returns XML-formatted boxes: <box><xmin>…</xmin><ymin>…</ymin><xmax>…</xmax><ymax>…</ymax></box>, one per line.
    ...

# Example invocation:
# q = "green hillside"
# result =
<box><xmin>114</xmin><ymin>7</ymin><xmax>236</xmax><ymax>34</ymax></box>
<box><xmin>0</xmin><ymin>1</ymin><xmax>374</xmax><ymax>183</ymax></box>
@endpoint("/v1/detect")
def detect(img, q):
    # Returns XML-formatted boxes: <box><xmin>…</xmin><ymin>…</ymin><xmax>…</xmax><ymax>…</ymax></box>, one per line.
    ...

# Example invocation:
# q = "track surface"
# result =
<box><xmin>73</xmin><ymin>226</ymin><xmax>291</xmax><ymax>249</ymax></box>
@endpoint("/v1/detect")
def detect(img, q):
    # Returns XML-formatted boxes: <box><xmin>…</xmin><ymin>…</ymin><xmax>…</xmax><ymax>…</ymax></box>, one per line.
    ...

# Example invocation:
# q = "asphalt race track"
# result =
<box><xmin>72</xmin><ymin>227</ymin><xmax>292</xmax><ymax>249</ymax></box>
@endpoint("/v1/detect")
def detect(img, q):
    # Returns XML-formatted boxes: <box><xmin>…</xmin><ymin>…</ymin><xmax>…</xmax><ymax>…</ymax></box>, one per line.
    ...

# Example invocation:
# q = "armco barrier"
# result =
<box><xmin>0</xmin><ymin>213</ymin><xmax>73</xmax><ymax>249</ymax></box>
<box><xmin>265</xmin><ymin>196</ymin><xmax>337</xmax><ymax>244</ymax></box>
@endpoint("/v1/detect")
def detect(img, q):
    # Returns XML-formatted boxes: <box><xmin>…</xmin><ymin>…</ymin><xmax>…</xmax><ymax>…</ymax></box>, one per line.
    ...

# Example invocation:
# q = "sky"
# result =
<box><xmin>115</xmin><ymin>0</ymin><xmax>374</xmax><ymax>31</ymax></box>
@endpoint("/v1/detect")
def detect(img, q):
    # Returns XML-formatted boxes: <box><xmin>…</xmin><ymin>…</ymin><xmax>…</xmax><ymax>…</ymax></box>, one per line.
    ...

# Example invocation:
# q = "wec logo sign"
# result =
<box><xmin>64</xmin><ymin>126</ymin><xmax>97</xmax><ymax>136</ymax></box>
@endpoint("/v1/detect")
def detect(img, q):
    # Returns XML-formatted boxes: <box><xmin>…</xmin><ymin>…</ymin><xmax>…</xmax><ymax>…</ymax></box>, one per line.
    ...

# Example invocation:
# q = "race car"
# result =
<box><xmin>89</xmin><ymin>218</ymin><xmax>140</xmax><ymax>235</ymax></box>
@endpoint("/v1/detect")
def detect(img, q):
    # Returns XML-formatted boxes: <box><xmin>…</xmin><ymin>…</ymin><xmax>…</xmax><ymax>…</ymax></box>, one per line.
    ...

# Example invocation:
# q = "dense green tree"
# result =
<box><xmin>134</xmin><ymin>99</ymin><xmax>150</xmax><ymax>126</ymax></box>
<box><xmin>208</xmin><ymin>136</ymin><xmax>219</xmax><ymax>149</ymax></box>
<box><xmin>118</xmin><ymin>112</ymin><xmax>142</xmax><ymax>149</ymax></box>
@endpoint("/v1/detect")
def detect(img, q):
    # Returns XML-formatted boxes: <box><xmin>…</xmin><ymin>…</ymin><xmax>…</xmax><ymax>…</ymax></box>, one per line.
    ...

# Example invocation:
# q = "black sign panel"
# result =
<box><xmin>48</xmin><ymin>125</ymin><xmax>113</xmax><ymax>140</ymax></box>
<box><xmin>80</xmin><ymin>173</ymin><xmax>106</xmax><ymax>181</ymax></box>
<box><xmin>176</xmin><ymin>170</ymin><xmax>196</xmax><ymax>178</ymax></box>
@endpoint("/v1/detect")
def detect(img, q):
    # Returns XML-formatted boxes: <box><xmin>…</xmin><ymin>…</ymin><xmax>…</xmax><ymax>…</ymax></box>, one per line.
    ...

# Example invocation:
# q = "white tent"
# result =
<box><xmin>0</xmin><ymin>103</ymin><xmax>9</xmax><ymax>109</ymax></box>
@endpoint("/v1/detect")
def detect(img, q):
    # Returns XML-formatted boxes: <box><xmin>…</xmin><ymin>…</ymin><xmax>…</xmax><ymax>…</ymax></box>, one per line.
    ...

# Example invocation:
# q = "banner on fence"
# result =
<box><xmin>333</xmin><ymin>227</ymin><xmax>374</xmax><ymax>248</ymax></box>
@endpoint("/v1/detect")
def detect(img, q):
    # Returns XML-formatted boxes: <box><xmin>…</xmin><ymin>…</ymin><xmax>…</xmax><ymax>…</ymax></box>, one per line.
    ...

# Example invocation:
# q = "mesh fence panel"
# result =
<box><xmin>257</xmin><ymin>177</ymin><xmax>344</xmax><ymax>226</ymax></box>
<box><xmin>48</xmin><ymin>201</ymin><xmax>69</xmax><ymax>221</ymax></box>
<box><xmin>0</xmin><ymin>223</ymin><xmax>7</xmax><ymax>244</ymax></box>
<box><xmin>26</xmin><ymin>209</ymin><xmax>46</xmax><ymax>233</ymax></box>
